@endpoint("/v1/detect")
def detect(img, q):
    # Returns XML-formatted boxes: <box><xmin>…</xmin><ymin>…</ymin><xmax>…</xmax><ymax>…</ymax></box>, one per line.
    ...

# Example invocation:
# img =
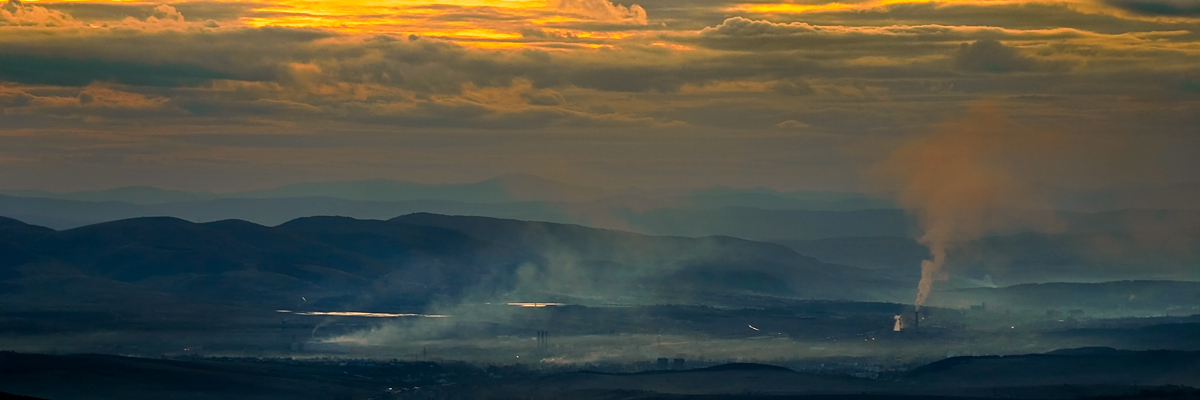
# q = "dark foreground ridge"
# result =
<box><xmin>0</xmin><ymin>392</ymin><xmax>47</xmax><ymax>400</ymax></box>
<box><xmin>617</xmin><ymin>394</ymin><xmax>1200</xmax><ymax>400</ymax></box>
<box><xmin>908</xmin><ymin>348</ymin><xmax>1200</xmax><ymax>387</ymax></box>
<box><xmin>2</xmin><ymin>350</ymin><xmax>1198</xmax><ymax>400</ymax></box>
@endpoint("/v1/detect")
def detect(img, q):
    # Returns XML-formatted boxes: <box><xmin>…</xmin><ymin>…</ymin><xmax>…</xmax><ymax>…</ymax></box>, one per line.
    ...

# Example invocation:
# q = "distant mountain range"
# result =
<box><xmin>2</xmin><ymin>194</ymin><xmax>1196</xmax><ymax>287</ymax></box>
<box><xmin>0</xmin><ymin>194</ymin><xmax>911</xmax><ymax>238</ymax></box>
<box><xmin>2</xmin><ymin>175</ymin><xmax>1197</xmax><ymax>290</ymax></box>
<box><xmin>0</xmin><ymin>213</ymin><xmax>904</xmax><ymax>315</ymax></box>
<box><xmin>775</xmin><ymin>217</ymin><xmax>1200</xmax><ymax>286</ymax></box>
<box><xmin>8</xmin><ymin>175</ymin><xmax>1197</xmax><ymax>211</ymax></box>
<box><xmin>0</xmin><ymin>174</ymin><xmax>893</xmax><ymax>208</ymax></box>
<box><xmin>0</xmin><ymin>186</ymin><xmax>219</xmax><ymax>205</ymax></box>
<box><xmin>932</xmin><ymin>280</ymin><xmax>1200</xmax><ymax>315</ymax></box>
<box><xmin>0</xmin><ymin>174</ymin><xmax>898</xmax><ymax>236</ymax></box>
<box><xmin>3</xmin><ymin>211</ymin><xmax>1195</xmax><ymax>322</ymax></box>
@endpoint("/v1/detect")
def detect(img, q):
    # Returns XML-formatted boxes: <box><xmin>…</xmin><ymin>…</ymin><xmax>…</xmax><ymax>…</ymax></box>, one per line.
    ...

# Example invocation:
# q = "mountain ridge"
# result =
<box><xmin>0</xmin><ymin>174</ymin><xmax>891</xmax><ymax>210</ymax></box>
<box><xmin>0</xmin><ymin>213</ymin><xmax>903</xmax><ymax>312</ymax></box>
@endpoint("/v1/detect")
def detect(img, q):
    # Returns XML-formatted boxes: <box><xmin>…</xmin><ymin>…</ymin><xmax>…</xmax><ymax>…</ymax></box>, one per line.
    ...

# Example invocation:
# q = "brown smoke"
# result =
<box><xmin>880</xmin><ymin>102</ymin><xmax>1058</xmax><ymax>309</ymax></box>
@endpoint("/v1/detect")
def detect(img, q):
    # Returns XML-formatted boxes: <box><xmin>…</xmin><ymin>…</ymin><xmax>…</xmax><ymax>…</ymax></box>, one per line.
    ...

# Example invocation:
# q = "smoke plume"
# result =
<box><xmin>881</xmin><ymin>103</ymin><xmax>1057</xmax><ymax>309</ymax></box>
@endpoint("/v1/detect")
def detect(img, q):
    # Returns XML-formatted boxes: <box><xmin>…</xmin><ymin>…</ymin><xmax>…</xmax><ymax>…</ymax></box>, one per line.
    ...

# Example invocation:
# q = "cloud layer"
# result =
<box><xmin>0</xmin><ymin>0</ymin><xmax>1197</xmax><ymax>191</ymax></box>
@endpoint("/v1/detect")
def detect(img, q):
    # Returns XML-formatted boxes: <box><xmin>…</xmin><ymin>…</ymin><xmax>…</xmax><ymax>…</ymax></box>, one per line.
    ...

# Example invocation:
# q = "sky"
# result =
<box><xmin>0</xmin><ymin>0</ymin><xmax>1198</xmax><ymax>193</ymax></box>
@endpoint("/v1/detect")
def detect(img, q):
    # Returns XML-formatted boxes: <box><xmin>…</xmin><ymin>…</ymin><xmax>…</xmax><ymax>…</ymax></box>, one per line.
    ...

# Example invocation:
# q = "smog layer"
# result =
<box><xmin>1</xmin><ymin>172</ymin><xmax>1199</xmax><ymax>399</ymax></box>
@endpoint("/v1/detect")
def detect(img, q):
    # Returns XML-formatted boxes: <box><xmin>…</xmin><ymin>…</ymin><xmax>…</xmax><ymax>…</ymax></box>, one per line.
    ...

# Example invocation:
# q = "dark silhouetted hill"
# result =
<box><xmin>0</xmin><ymin>214</ymin><xmax>901</xmax><ymax>315</ymax></box>
<box><xmin>5</xmin><ymin>186</ymin><xmax>1198</xmax><ymax>286</ymax></box>
<box><xmin>0</xmin><ymin>352</ymin><xmax>382</xmax><ymax>400</ymax></box>
<box><xmin>534</xmin><ymin>362</ymin><xmax>886</xmax><ymax>397</ymax></box>
<box><xmin>908</xmin><ymin>348</ymin><xmax>1200</xmax><ymax>387</ymax></box>
<box><xmin>0</xmin><ymin>392</ymin><xmax>46</xmax><ymax>400</ymax></box>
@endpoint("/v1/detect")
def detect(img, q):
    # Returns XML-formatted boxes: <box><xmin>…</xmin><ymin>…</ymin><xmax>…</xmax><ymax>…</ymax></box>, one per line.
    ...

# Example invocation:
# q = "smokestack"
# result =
<box><xmin>914</xmin><ymin>310</ymin><xmax>920</xmax><ymax>331</ymax></box>
<box><xmin>879</xmin><ymin>103</ymin><xmax>1055</xmax><ymax>310</ymax></box>
<box><xmin>536</xmin><ymin>330</ymin><xmax>549</xmax><ymax>352</ymax></box>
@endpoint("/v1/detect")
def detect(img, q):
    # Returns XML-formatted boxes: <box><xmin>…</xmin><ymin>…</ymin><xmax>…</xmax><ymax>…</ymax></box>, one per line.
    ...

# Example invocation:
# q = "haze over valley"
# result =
<box><xmin>1</xmin><ymin>174</ymin><xmax>1198</xmax><ymax>399</ymax></box>
<box><xmin>2</xmin><ymin>0</ymin><xmax>1199</xmax><ymax>396</ymax></box>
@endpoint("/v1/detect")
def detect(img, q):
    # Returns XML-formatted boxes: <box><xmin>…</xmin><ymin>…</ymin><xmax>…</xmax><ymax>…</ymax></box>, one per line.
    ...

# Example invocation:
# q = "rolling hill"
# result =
<box><xmin>0</xmin><ymin>214</ymin><xmax>902</xmax><ymax>315</ymax></box>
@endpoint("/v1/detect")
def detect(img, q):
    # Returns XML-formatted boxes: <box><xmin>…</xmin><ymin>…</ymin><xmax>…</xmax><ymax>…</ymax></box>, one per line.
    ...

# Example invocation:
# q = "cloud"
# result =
<box><xmin>30</xmin><ymin>1</ymin><xmax>251</xmax><ymax>24</ymax></box>
<box><xmin>1</xmin><ymin>0</ymin><xmax>81</xmax><ymax>27</ymax></box>
<box><xmin>773</xmin><ymin>79</ymin><xmax>815</xmax><ymax>96</ymax></box>
<box><xmin>775</xmin><ymin>120</ymin><xmax>810</xmax><ymax>129</ymax></box>
<box><xmin>0</xmin><ymin>54</ymin><xmax>236</xmax><ymax>87</ymax></box>
<box><xmin>1103</xmin><ymin>0</ymin><xmax>1200</xmax><ymax>16</ymax></box>
<box><xmin>330</xmin><ymin>87</ymin><xmax>680</xmax><ymax>129</ymax></box>
<box><xmin>521</xmin><ymin>91</ymin><xmax>565</xmax><ymax>106</ymax></box>
<box><xmin>0</xmin><ymin>84</ymin><xmax>174</xmax><ymax>124</ymax></box>
<box><xmin>0</xmin><ymin>26</ymin><xmax>334</xmax><ymax>88</ymax></box>
<box><xmin>0</xmin><ymin>86</ymin><xmax>36</xmax><ymax>108</ymax></box>
<box><xmin>111</xmin><ymin>4</ymin><xmax>190</xmax><ymax>31</ymax></box>
<box><xmin>1</xmin><ymin>1</ymin><xmax>220</xmax><ymax>31</ymax></box>
<box><xmin>0</xmin><ymin>0</ymin><xmax>1195</xmax><ymax>172</ymax></box>
<box><xmin>700</xmin><ymin>16</ymin><xmax>820</xmax><ymax>37</ymax></box>
<box><xmin>554</xmin><ymin>0</ymin><xmax>648</xmax><ymax>24</ymax></box>
<box><xmin>954</xmin><ymin>39</ymin><xmax>1037</xmax><ymax>73</ymax></box>
<box><xmin>691</xmin><ymin>17</ymin><xmax>1088</xmax><ymax>52</ymax></box>
<box><xmin>76</xmin><ymin>85</ymin><xmax>169</xmax><ymax>110</ymax></box>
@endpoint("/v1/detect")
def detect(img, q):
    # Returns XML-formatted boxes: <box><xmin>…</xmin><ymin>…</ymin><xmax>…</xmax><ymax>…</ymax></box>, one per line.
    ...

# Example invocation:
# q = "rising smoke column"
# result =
<box><xmin>882</xmin><ymin>103</ymin><xmax>1052</xmax><ymax>309</ymax></box>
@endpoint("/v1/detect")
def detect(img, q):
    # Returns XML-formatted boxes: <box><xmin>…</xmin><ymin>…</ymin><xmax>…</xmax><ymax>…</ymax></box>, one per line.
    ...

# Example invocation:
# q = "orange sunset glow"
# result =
<box><xmin>0</xmin><ymin>0</ymin><xmax>1197</xmax><ymax>191</ymax></box>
